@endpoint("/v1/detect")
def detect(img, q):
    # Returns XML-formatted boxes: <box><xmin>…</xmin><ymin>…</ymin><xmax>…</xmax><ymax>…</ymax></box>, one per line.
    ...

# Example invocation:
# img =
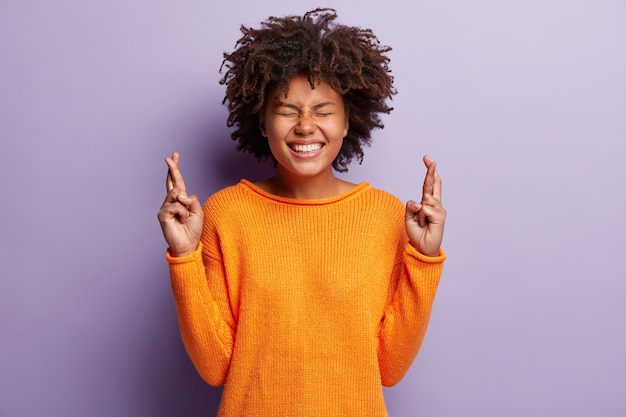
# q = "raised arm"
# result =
<box><xmin>157</xmin><ymin>153</ymin><xmax>234</xmax><ymax>386</ymax></box>
<box><xmin>377</xmin><ymin>156</ymin><xmax>447</xmax><ymax>385</ymax></box>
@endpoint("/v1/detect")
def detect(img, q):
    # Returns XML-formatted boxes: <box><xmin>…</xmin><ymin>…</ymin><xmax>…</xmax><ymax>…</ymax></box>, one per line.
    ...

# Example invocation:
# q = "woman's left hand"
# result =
<box><xmin>405</xmin><ymin>155</ymin><xmax>446</xmax><ymax>256</ymax></box>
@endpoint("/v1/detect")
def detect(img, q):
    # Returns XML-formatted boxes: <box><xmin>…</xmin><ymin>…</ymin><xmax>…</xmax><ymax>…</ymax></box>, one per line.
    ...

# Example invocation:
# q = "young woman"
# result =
<box><xmin>158</xmin><ymin>8</ymin><xmax>446</xmax><ymax>416</ymax></box>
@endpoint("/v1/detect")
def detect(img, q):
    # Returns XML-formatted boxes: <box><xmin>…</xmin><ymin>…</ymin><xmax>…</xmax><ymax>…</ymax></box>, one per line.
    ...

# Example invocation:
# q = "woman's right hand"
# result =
<box><xmin>157</xmin><ymin>152</ymin><xmax>204</xmax><ymax>257</ymax></box>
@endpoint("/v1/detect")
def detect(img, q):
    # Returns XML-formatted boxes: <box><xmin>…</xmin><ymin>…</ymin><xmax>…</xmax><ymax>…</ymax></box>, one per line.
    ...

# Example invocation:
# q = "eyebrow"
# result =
<box><xmin>276</xmin><ymin>101</ymin><xmax>336</xmax><ymax>111</ymax></box>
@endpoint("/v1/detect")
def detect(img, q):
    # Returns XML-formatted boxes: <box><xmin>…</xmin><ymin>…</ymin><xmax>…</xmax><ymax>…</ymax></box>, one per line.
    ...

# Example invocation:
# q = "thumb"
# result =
<box><xmin>405</xmin><ymin>200</ymin><xmax>426</xmax><ymax>227</ymax></box>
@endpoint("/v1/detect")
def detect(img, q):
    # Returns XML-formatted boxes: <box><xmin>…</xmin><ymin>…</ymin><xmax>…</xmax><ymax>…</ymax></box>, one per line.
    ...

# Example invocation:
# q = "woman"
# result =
<box><xmin>158</xmin><ymin>8</ymin><xmax>446</xmax><ymax>416</ymax></box>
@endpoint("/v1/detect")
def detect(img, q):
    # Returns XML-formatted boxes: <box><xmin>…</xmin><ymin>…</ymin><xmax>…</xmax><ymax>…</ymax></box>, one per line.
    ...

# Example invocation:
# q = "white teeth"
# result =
<box><xmin>291</xmin><ymin>143</ymin><xmax>322</xmax><ymax>153</ymax></box>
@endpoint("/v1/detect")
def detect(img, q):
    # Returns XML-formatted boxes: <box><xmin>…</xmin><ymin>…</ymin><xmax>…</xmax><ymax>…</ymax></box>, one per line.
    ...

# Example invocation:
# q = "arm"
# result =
<box><xmin>377</xmin><ymin>156</ymin><xmax>447</xmax><ymax>386</ymax></box>
<box><xmin>377</xmin><ymin>244</ymin><xmax>445</xmax><ymax>386</ymax></box>
<box><xmin>158</xmin><ymin>153</ymin><xmax>234</xmax><ymax>386</ymax></box>
<box><xmin>167</xmin><ymin>242</ymin><xmax>235</xmax><ymax>386</ymax></box>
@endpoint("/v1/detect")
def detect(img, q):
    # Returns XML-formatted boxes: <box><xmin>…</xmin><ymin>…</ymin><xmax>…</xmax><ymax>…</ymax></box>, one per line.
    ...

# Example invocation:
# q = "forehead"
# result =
<box><xmin>273</xmin><ymin>74</ymin><xmax>343</xmax><ymax>105</ymax></box>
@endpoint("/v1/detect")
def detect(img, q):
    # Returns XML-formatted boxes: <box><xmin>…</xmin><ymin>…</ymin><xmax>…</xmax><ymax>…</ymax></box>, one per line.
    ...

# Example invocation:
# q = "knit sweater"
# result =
<box><xmin>166</xmin><ymin>179</ymin><xmax>445</xmax><ymax>416</ymax></box>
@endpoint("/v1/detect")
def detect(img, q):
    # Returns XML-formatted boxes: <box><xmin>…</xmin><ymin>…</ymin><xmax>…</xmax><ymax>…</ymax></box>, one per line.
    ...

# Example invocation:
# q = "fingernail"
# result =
<box><xmin>179</xmin><ymin>192</ymin><xmax>188</xmax><ymax>199</ymax></box>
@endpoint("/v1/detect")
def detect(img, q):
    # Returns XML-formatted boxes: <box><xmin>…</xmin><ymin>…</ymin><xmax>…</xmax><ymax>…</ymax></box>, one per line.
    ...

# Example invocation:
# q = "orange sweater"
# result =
<box><xmin>167</xmin><ymin>180</ymin><xmax>445</xmax><ymax>416</ymax></box>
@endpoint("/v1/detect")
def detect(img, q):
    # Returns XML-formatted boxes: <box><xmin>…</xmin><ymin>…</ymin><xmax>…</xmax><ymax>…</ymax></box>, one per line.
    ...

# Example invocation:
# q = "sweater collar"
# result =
<box><xmin>239</xmin><ymin>179</ymin><xmax>371</xmax><ymax>206</ymax></box>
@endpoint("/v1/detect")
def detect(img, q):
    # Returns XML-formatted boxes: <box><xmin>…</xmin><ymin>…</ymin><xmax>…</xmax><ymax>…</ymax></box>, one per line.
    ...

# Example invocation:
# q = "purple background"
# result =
<box><xmin>1</xmin><ymin>1</ymin><xmax>625</xmax><ymax>416</ymax></box>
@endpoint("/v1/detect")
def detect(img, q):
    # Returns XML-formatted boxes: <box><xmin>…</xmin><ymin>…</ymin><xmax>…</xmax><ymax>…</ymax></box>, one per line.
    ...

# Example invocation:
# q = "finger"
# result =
<box><xmin>432</xmin><ymin>168</ymin><xmax>442</xmax><ymax>202</ymax></box>
<box><xmin>165</xmin><ymin>154</ymin><xmax>176</xmax><ymax>192</ymax></box>
<box><xmin>405</xmin><ymin>200</ymin><xmax>419</xmax><ymax>219</ymax></box>
<box><xmin>158</xmin><ymin>200</ymin><xmax>191</xmax><ymax>224</ymax></box>
<box><xmin>161</xmin><ymin>188</ymin><xmax>178</xmax><ymax>206</ymax></box>
<box><xmin>183</xmin><ymin>193</ymin><xmax>203</xmax><ymax>216</ymax></box>
<box><xmin>167</xmin><ymin>191</ymin><xmax>201</xmax><ymax>215</ymax></box>
<box><xmin>165</xmin><ymin>152</ymin><xmax>181</xmax><ymax>192</ymax></box>
<box><xmin>165</xmin><ymin>152</ymin><xmax>186</xmax><ymax>194</ymax></box>
<box><xmin>416</xmin><ymin>202</ymin><xmax>428</xmax><ymax>227</ymax></box>
<box><xmin>419</xmin><ymin>204</ymin><xmax>447</xmax><ymax>226</ymax></box>
<box><xmin>161</xmin><ymin>187</ymin><xmax>191</xmax><ymax>207</ymax></box>
<box><xmin>421</xmin><ymin>192</ymin><xmax>443</xmax><ymax>209</ymax></box>
<box><xmin>175</xmin><ymin>193</ymin><xmax>203</xmax><ymax>224</ymax></box>
<box><xmin>421</xmin><ymin>156</ymin><xmax>436</xmax><ymax>200</ymax></box>
<box><xmin>406</xmin><ymin>200</ymin><xmax>427</xmax><ymax>228</ymax></box>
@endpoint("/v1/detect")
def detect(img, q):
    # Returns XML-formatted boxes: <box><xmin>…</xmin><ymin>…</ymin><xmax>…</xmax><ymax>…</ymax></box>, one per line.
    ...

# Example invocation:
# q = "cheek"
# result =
<box><xmin>263</xmin><ymin>116</ymin><xmax>292</xmax><ymax>137</ymax></box>
<box><xmin>326</xmin><ymin>119</ymin><xmax>349</xmax><ymax>138</ymax></box>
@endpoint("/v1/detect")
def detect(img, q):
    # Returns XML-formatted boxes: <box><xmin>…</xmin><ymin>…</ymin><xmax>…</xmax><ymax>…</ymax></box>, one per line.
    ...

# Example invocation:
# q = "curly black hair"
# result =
<box><xmin>219</xmin><ymin>8</ymin><xmax>397</xmax><ymax>172</ymax></box>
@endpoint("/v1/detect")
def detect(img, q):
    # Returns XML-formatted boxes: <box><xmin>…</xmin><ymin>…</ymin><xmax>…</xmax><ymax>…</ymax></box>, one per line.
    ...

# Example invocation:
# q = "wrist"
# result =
<box><xmin>168</xmin><ymin>244</ymin><xmax>198</xmax><ymax>258</ymax></box>
<box><xmin>409</xmin><ymin>241</ymin><xmax>439</xmax><ymax>257</ymax></box>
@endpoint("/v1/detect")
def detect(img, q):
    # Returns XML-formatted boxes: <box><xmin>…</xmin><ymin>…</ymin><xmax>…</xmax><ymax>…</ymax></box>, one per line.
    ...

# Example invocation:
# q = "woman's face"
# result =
<box><xmin>260</xmin><ymin>74</ymin><xmax>349</xmax><ymax>181</ymax></box>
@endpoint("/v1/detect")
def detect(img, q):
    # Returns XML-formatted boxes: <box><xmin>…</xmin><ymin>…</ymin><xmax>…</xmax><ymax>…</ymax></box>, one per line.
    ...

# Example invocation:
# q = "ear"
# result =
<box><xmin>343</xmin><ymin>115</ymin><xmax>349</xmax><ymax>138</ymax></box>
<box><xmin>259</xmin><ymin>114</ymin><xmax>267</xmax><ymax>137</ymax></box>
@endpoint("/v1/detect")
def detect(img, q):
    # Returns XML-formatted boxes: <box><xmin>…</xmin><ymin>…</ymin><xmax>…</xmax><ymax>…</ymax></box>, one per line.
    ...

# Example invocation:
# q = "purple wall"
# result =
<box><xmin>1</xmin><ymin>1</ymin><xmax>625</xmax><ymax>416</ymax></box>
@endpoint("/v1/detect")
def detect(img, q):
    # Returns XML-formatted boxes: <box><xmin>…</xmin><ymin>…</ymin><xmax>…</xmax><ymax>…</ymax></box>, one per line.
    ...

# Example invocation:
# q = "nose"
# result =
<box><xmin>294</xmin><ymin>113</ymin><xmax>316</xmax><ymax>135</ymax></box>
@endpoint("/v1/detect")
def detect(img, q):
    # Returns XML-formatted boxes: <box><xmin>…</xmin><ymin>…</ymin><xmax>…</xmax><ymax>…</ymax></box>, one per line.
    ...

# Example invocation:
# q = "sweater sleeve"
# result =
<box><xmin>377</xmin><ymin>243</ymin><xmax>446</xmax><ymax>387</ymax></box>
<box><xmin>167</xmin><ymin>240</ymin><xmax>236</xmax><ymax>386</ymax></box>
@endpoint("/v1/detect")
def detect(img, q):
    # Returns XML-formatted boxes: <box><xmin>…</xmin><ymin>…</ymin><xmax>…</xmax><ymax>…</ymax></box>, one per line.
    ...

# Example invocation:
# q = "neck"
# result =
<box><xmin>262</xmin><ymin>169</ymin><xmax>353</xmax><ymax>200</ymax></box>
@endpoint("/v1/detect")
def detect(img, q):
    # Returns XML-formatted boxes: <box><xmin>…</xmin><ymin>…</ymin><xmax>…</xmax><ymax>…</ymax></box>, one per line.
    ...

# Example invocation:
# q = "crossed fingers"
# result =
<box><xmin>422</xmin><ymin>155</ymin><xmax>442</xmax><ymax>202</ymax></box>
<box><xmin>165</xmin><ymin>152</ymin><xmax>187</xmax><ymax>194</ymax></box>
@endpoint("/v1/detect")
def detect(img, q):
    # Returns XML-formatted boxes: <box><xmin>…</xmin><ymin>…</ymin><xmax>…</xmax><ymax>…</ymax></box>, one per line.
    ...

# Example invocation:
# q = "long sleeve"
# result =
<box><xmin>377</xmin><ymin>241</ymin><xmax>446</xmax><ymax>387</ymax></box>
<box><xmin>167</xmin><ymin>239</ymin><xmax>236</xmax><ymax>386</ymax></box>
<box><xmin>163</xmin><ymin>180</ymin><xmax>445</xmax><ymax>416</ymax></box>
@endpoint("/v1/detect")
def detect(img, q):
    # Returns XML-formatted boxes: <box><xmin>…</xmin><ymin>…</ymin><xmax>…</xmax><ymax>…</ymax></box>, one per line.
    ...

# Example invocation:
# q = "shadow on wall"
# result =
<box><xmin>147</xmin><ymin>115</ymin><xmax>275</xmax><ymax>416</ymax></box>
<box><xmin>145</xmin><ymin>282</ymin><xmax>223</xmax><ymax>417</ymax></box>
<box><xmin>171</xmin><ymin>108</ymin><xmax>276</xmax><ymax>200</ymax></box>
<box><xmin>199</xmin><ymin>128</ymin><xmax>276</xmax><ymax>194</ymax></box>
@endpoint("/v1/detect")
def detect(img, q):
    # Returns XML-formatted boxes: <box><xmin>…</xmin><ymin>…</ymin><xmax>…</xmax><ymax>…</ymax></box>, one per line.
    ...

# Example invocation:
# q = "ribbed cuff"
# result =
<box><xmin>165</xmin><ymin>242</ymin><xmax>203</xmax><ymax>264</ymax></box>
<box><xmin>406</xmin><ymin>243</ymin><xmax>446</xmax><ymax>263</ymax></box>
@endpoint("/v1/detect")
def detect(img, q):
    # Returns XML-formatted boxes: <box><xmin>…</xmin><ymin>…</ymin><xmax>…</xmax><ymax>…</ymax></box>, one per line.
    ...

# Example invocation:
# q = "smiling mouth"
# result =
<box><xmin>290</xmin><ymin>143</ymin><xmax>323</xmax><ymax>154</ymax></box>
